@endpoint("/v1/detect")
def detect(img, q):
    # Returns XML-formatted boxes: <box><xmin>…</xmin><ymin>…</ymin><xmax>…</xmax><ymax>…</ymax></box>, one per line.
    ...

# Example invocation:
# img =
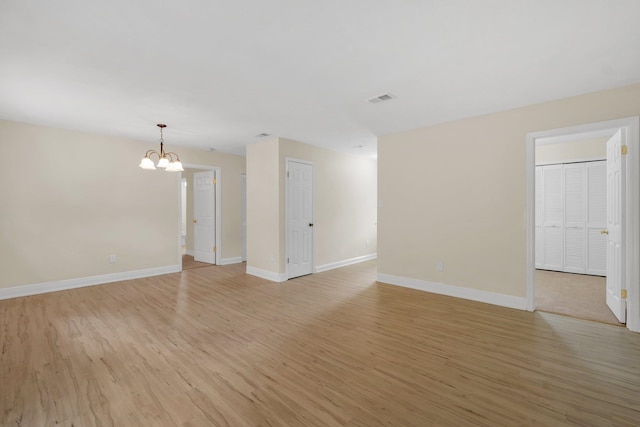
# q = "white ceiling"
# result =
<box><xmin>1</xmin><ymin>0</ymin><xmax>640</xmax><ymax>157</ymax></box>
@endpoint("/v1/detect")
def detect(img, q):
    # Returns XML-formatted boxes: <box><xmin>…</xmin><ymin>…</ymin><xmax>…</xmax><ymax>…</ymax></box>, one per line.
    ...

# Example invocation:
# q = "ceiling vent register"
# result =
<box><xmin>367</xmin><ymin>93</ymin><xmax>394</xmax><ymax>104</ymax></box>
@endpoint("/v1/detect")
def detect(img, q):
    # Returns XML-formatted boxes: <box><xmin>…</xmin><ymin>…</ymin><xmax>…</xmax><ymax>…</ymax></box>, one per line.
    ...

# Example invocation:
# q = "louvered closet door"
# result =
<box><xmin>535</xmin><ymin>167</ymin><xmax>544</xmax><ymax>268</ymax></box>
<box><xmin>543</xmin><ymin>165</ymin><xmax>563</xmax><ymax>271</ymax></box>
<box><xmin>586</xmin><ymin>161</ymin><xmax>607</xmax><ymax>276</ymax></box>
<box><xmin>563</xmin><ymin>164</ymin><xmax>586</xmax><ymax>273</ymax></box>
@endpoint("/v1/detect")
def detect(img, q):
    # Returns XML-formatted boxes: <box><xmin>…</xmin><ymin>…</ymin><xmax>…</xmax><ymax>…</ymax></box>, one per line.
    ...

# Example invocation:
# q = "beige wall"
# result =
<box><xmin>0</xmin><ymin>120</ymin><xmax>245</xmax><ymax>289</ymax></box>
<box><xmin>378</xmin><ymin>83</ymin><xmax>640</xmax><ymax>298</ymax></box>
<box><xmin>246</xmin><ymin>138</ymin><xmax>281</xmax><ymax>272</ymax></box>
<box><xmin>247</xmin><ymin>137</ymin><xmax>377</xmax><ymax>275</ymax></box>
<box><xmin>211</xmin><ymin>158</ymin><xmax>246</xmax><ymax>261</ymax></box>
<box><xmin>278</xmin><ymin>138</ymin><xmax>377</xmax><ymax>272</ymax></box>
<box><xmin>535</xmin><ymin>138</ymin><xmax>607</xmax><ymax>165</ymax></box>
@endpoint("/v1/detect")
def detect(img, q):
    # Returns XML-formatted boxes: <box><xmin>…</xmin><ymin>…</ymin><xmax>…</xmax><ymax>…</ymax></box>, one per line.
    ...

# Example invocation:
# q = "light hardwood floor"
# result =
<box><xmin>1</xmin><ymin>261</ymin><xmax>639</xmax><ymax>426</ymax></box>
<box><xmin>182</xmin><ymin>254</ymin><xmax>213</xmax><ymax>271</ymax></box>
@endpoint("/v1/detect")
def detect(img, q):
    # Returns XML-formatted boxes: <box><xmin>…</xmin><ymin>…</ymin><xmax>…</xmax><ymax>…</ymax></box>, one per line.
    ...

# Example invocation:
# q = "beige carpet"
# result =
<box><xmin>182</xmin><ymin>254</ymin><xmax>212</xmax><ymax>270</ymax></box>
<box><xmin>535</xmin><ymin>270</ymin><xmax>622</xmax><ymax>326</ymax></box>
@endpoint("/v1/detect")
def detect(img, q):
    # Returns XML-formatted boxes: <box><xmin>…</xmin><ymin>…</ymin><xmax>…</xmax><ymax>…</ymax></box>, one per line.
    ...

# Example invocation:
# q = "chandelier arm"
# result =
<box><xmin>144</xmin><ymin>150</ymin><xmax>161</xmax><ymax>159</ymax></box>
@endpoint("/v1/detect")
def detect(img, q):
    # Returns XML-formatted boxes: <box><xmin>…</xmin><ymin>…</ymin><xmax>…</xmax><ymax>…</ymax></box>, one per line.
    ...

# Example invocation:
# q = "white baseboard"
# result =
<box><xmin>0</xmin><ymin>265</ymin><xmax>181</xmax><ymax>301</ymax></box>
<box><xmin>247</xmin><ymin>254</ymin><xmax>378</xmax><ymax>282</ymax></box>
<box><xmin>315</xmin><ymin>253</ymin><xmax>377</xmax><ymax>273</ymax></box>
<box><xmin>220</xmin><ymin>257</ymin><xmax>243</xmax><ymax>266</ymax></box>
<box><xmin>376</xmin><ymin>273</ymin><xmax>527</xmax><ymax>310</ymax></box>
<box><xmin>246</xmin><ymin>266</ymin><xmax>287</xmax><ymax>282</ymax></box>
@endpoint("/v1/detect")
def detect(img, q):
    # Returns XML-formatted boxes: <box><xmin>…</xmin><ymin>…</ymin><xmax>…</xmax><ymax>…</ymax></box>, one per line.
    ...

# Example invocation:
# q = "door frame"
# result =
<box><xmin>285</xmin><ymin>157</ymin><xmax>315</xmax><ymax>279</ymax></box>
<box><xmin>241</xmin><ymin>173</ymin><xmax>247</xmax><ymax>262</ymax></box>
<box><xmin>177</xmin><ymin>164</ymin><xmax>222</xmax><ymax>270</ymax></box>
<box><xmin>526</xmin><ymin>117</ymin><xmax>640</xmax><ymax>332</ymax></box>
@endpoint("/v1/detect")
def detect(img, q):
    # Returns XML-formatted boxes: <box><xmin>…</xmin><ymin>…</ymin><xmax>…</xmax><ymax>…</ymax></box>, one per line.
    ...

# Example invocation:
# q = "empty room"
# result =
<box><xmin>1</xmin><ymin>1</ymin><xmax>640</xmax><ymax>426</ymax></box>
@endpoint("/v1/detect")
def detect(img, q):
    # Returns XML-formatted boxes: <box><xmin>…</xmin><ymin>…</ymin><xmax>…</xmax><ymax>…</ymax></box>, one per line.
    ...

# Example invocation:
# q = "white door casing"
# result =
<box><xmin>286</xmin><ymin>160</ymin><xmax>314</xmax><ymax>279</ymax></box>
<box><xmin>606</xmin><ymin>130</ymin><xmax>626</xmax><ymax>323</ymax></box>
<box><xmin>194</xmin><ymin>170</ymin><xmax>216</xmax><ymax>264</ymax></box>
<box><xmin>241</xmin><ymin>174</ymin><xmax>247</xmax><ymax>262</ymax></box>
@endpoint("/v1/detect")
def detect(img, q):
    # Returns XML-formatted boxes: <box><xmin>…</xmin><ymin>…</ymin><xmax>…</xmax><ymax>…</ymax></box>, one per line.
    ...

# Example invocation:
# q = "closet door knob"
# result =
<box><xmin>600</xmin><ymin>229</ymin><xmax>608</xmax><ymax>235</ymax></box>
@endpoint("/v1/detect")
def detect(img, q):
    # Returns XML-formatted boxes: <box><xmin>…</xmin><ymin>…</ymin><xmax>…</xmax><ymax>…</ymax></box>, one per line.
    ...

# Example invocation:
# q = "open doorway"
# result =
<box><xmin>526</xmin><ymin>117</ymin><xmax>640</xmax><ymax>333</ymax></box>
<box><xmin>178</xmin><ymin>165</ymin><xmax>221</xmax><ymax>271</ymax></box>
<box><xmin>534</xmin><ymin>138</ymin><xmax>615</xmax><ymax>324</ymax></box>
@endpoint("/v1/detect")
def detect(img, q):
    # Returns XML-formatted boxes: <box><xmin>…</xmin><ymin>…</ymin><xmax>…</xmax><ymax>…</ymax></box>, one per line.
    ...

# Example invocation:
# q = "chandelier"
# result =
<box><xmin>139</xmin><ymin>124</ymin><xmax>184</xmax><ymax>172</ymax></box>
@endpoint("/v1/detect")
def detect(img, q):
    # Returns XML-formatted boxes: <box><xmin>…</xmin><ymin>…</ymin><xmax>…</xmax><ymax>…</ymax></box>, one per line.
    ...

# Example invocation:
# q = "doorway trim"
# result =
<box><xmin>178</xmin><ymin>164</ymin><xmax>222</xmax><ymax>270</ymax></box>
<box><xmin>526</xmin><ymin>117</ymin><xmax>640</xmax><ymax>332</ymax></box>
<box><xmin>241</xmin><ymin>173</ymin><xmax>247</xmax><ymax>262</ymax></box>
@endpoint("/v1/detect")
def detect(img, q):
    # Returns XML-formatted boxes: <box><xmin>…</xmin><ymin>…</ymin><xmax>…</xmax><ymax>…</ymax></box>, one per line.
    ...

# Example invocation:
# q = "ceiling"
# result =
<box><xmin>1</xmin><ymin>0</ymin><xmax>640</xmax><ymax>157</ymax></box>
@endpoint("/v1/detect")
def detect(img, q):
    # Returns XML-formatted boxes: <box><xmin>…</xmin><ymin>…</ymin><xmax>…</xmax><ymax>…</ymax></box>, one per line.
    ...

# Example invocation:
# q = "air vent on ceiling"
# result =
<box><xmin>367</xmin><ymin>93</ymin><xmax>395</xmax><ymax>104</ymax></box>
<box><xmin>256</xmin><ymin>132</ymin><xmax>270</xmax><ymax>137</ymax></box>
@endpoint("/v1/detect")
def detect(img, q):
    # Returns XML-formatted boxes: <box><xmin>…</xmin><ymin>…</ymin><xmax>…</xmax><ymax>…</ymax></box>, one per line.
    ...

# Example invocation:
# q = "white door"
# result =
<box><xmin>194</xmin><ymin>170</ymin><xmax>216</xmax><ymax>264</ymax></box>
<box><xmin>287</xmin><ymin>160</ymin><xmax>313</xmax><ymax>279</ymax></box>
<box><xmin>605</xmin><ymin>130</ymin><xmax>626</xmax><ymax>323</ymax></box>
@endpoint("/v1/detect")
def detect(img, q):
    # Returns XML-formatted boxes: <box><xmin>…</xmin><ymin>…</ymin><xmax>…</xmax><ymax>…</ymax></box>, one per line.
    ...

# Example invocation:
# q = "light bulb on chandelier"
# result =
<box><xmin>139</xmin><ymin>124</ymin><xmax>184</xmax><ymax>172</ymax></box>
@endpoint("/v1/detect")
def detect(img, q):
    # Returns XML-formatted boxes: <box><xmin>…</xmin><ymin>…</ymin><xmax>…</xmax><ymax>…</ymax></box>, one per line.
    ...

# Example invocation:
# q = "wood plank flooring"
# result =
<box><xmin>1</xmin><ymin>261</ymin><xmax>639</xmax><ymax>426</ymax></box>
<box><xmin>182</xmin><ymin>254</ymin><xmax>213</xmax><ymax>271</ymax></box>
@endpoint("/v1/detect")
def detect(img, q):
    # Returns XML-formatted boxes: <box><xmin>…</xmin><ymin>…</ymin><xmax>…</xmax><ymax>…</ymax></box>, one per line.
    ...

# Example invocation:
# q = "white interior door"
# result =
<box><xmin>194</xmin><ymin>170</ymin><xmax>216</xmax><ymax>264</ymax></box>
<box><xmin>605</xmin><ymin>130</ymin><xmax>626</xmax><ymax>323</ymax></box>
<box><xmin>287</xmin><ymin>160</ymin><xmax>313</xmax><ymax>279</ymax></box>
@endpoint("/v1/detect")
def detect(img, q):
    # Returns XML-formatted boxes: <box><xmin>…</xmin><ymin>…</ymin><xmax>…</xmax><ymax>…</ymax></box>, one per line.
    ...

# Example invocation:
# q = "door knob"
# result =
<box><xmin>600</xmin><ymin>229</ymin><xmax>608</xmax><ymax>235</ymax></box>
<box><xmin>309</xmin><ymin>223</ymin><xmax>314</xmax><ymax>227</ymax></box>
<box><xmin>193</xmin><ymin>219</ymin><xmax>198</xmax><ymax>223</ymax></box>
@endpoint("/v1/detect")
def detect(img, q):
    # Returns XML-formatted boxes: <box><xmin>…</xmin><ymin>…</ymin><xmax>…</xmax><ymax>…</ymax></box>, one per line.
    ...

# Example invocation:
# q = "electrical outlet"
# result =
<box><xmin>437</xmin><ymin>261</ymin><xmax>444</xmax><ymax>272</ymax></box>
<box><xmin>366</xmin><ymin>240</ymin><xmax>370</xmax><ymax>248</ymax></box>
<box><xmin>109</xmin><ymin>254</ymin><xmax>117</xmax><ymax>264</ymax></box>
